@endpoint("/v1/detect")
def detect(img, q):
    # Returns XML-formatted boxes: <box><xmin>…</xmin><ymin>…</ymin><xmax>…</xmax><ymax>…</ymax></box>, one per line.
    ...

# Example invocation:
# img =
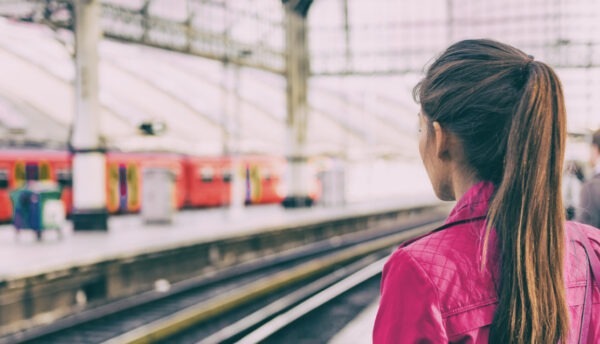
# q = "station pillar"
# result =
<box><xmin>282</xmin><ymin>2</ymin><xmax>314</xmax><ymax>208</ymax></box>
<box><xmin>71</xmin><ymin>0</ymin><xmax>108</xmax><ymax>230</ymax></box>
<box><xmin>227</xmin><ymin>60</ymin><xmax>246</xmax><ymax>219</ymax></box>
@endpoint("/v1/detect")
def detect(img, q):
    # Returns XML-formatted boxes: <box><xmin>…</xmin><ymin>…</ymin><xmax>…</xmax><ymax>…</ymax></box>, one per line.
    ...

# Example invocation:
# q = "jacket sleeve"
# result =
<box><xmin>373</xmin><ymin>249</ymin><xmax>447</xmax><ymax>344</ymax></box>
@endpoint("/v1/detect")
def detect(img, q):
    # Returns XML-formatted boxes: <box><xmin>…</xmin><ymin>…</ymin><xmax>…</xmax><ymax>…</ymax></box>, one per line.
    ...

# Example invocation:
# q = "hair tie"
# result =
<box><xmin>525</xmin><ymin>55</ymin><xmax>535</xmax><ymax>69</ymax></box>
<box><xmin>519</xmin><ymin>55</ymin><xmax>535</xmax><ymax>76</ymax></box>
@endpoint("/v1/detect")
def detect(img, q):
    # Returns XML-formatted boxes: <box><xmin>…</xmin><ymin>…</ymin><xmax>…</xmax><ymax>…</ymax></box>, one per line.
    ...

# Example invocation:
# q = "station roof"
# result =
<box><xmin>0</xmin><ymin>19</ymin><xmax>419</xmax><ymax>160</ymax></box>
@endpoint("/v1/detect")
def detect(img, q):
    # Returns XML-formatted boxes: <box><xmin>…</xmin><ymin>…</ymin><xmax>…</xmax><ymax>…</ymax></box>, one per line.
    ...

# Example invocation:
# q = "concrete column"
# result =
<box><xmin>229</xmin><ymin>62</ymin><xmax>245</xmax><ymax>218</ymax></box>
<box><xmin>221</xmin><ymin>57</ymin><xmax>246</xmax><ymax>219</ymax></box>
<box><xmin>71</xmin><ymin>0</ymin><xmax>108</xmax><ymax>230</ymax></box>
<box><xmin>221</xmin><ymin>61</ymin><xmax>231</xmax><ymax>157</ymax></box>
<box><xmin>282</xmin><ymin>4</ymin><xmax>313</xmax><ymax>208</ymax></box>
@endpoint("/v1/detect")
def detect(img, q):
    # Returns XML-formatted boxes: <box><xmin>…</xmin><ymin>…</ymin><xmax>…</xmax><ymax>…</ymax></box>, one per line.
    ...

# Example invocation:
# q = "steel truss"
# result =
<box><xmin>0</xmin><ymin>0</ymin><xmax>286</xmax><ymax>74</ymax></box>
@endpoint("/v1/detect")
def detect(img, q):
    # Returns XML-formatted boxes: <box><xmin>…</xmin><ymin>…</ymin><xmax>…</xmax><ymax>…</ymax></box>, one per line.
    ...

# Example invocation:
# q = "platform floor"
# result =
<box><xmin>329</xmin><ymin>298</ymin><xmax>380</xmax><ymax>344</ymax></box>
<box><xmin>0</xmin><ymin>196</ymin><xmax>439</xmax><ymax>280</ymax></box>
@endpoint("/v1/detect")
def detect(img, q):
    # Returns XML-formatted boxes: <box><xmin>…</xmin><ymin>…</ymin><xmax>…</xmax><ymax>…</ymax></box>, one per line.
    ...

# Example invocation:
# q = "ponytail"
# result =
<box><xmin>487</xmin><ymin>61</ymin><xmax>569</xmax><ymax>343</ymax></box>
<box><xmin>415</xmin><ymin>40</ymin><xmax>570</xmax><ymax>344</ymax></box>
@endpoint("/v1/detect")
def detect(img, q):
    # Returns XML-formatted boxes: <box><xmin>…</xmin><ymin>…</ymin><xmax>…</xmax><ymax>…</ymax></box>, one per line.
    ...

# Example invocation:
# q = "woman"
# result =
<box><xmin>373</xmin><ymin>39</ymin><xmax>600</xmax><ymax>343</ymax></box>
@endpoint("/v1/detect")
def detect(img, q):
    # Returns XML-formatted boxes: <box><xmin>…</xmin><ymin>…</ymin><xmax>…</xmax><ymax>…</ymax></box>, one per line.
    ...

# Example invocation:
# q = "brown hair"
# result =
<box><xmin>414</xmin><ymin>39</ymin><xmax>568</xmax><ymax>343</ymax></box>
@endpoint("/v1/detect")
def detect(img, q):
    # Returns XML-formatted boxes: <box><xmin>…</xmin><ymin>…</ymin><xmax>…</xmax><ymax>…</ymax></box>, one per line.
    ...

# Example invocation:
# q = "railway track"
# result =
<box><xmin>3</xmin><ymin>212</ymin><xmax>444</xmax><ymax>344</ymax></box>
<box><xmin>230</xmin><ymin>257</ymin><xmax>386</xmax><ymax>344</ymax></box>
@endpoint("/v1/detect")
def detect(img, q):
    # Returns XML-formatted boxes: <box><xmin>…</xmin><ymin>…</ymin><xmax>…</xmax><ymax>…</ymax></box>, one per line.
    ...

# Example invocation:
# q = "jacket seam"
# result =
<box><xmin>568</xmin><ymin>281</ymin><xmax>588</xmax><ymax>287</ymax></box>
<box><xmin>567</xmin><ymin>280</ymin><xmax>600</xmax><ymax>287</ymax></box>
<box><xmin>445</xmin><ymin>302</ymin><xmax>498</xmax><ymax>337</ymax></box>
<box><xmin>442</xmin><ymin>297</ymin><xmax>497</xmax><ymax>318</ymax></box>
<box><xmin>440</xmin><ymin>282</ymin><xmax>598</xmax><ymax>319</ymax></box>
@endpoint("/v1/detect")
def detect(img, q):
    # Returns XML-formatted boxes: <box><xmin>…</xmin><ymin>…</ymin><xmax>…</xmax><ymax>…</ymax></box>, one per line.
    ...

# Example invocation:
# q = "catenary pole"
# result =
<box><xmin>282</xmin><ymin>1</ymin><xmax>314</xmax><ymax>207</ymax></box>
<box><xmin>71</xmin><ymin>0</ymin><xmax>108</xmax><ymax>230</ymax></box>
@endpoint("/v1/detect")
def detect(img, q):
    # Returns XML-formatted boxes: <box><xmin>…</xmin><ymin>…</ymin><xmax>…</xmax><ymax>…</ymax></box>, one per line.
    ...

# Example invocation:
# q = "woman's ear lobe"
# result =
<box><xmin>432</xmin><ymin>121</ymin><xmax>450</xmax><ymax>160</ymax></box>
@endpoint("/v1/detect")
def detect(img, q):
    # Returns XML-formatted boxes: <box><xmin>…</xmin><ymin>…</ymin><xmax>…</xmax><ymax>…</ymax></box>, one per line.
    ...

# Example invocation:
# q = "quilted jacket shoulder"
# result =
<box><xmin>374</xmin><ymin>181</ymin><xmax>600</xmax><ymax>343</ymax></box>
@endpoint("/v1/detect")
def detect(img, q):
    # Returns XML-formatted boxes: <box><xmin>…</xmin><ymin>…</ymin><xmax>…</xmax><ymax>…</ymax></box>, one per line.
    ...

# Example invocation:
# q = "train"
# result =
<box><xmin>0</xmin><ymin>149</ymin><xmax>321</xmax><ymax>222</ymax></box>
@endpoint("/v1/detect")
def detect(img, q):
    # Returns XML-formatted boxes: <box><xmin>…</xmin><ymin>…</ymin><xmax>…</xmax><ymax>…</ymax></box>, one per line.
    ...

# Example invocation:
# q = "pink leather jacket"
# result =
<box><xmin>373</xmin><ymin>181</ymin><xmax>600</xmax><ymax>343</ymax></box>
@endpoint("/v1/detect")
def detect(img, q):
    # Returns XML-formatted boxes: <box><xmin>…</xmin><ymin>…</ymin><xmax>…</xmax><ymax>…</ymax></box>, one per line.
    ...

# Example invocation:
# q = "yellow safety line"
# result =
<box><xmin>103</xmin><ymin>221</ymin><xmax>441</xmax><ymax>344</ymax></box>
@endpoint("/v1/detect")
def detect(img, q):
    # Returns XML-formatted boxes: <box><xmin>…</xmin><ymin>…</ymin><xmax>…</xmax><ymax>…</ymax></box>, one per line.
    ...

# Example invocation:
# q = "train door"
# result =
<box><xmin>0</xmin><ymin>168</ymin><xmax>10</xmax><ymax>221</ymax></box>
<box><xmin>14</xmin><ymin>161</ymin><xmax>25</xmax><ymax>188</ymax></box>
<box><xmin>39</xmin><ymin>161</ymin><xmax>51</xmax><ymax>181</ymax></box>
<box><xmin>244</xmin><ymin>163</ymin><xmax>251</xmax><ymax>204</ymax></box>
<box><xmin>126</xmin><ymin>163</ymin><xmax>140</xmax><ymax>212</ymax></box>
<box><xmin>25</xmin><ymin>162</ymin><xmax>39</xmax><ymax>182</ymax></box>
<box><xmin>107</xmin><ymin>161</ymin><xmax>140</xmax><ymax>213</ymax></box>
<box><xmin>119</xmin><ymin>165</ymin><xmax>127</xmax><ymax>212</ymax></box>
<box><xmin>107</xmin><ymin>163</ymin><xmax>120</xmax><ymax>213</ymax></box>
<box><xmin>248</xmin><ymin>164</ymin><xmax>262</xmax><ymax>204</ymax></box>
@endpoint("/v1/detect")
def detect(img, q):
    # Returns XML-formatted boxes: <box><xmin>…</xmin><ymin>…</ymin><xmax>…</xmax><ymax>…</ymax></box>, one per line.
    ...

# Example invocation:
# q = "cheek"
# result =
<box><xmin>419</xmin><ymin>136</ymin><xmax>435</xmax><ymax>181</ymax></box>
<box><xmin>418</xmin><ymin>134</ymin><xmax>452</xmax><ymax>201</ymax></box>
<box><xmin>419</xmin><ymin>134</ymin><xmax>426</xmax><ymax>162</ymax></box>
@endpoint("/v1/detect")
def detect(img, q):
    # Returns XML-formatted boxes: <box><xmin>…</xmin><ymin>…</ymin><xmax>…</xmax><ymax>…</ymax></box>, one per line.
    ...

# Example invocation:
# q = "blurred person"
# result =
<box><xmin>373</xmin><ymin>40</ymin><xmax>600</xmax><ymax>343</ymax></box>
<box><xmin>563</xmin><ymin>160</ymin><xmax>585</xmax><ymax>220</ymax></box>
<box><xmin>577</xmin><ymin>130</ymin><xmax>600</xmax><ymax>228</ymax></box>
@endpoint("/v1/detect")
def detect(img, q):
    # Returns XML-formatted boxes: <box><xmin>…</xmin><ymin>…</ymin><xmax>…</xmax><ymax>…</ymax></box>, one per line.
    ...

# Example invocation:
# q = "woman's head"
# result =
<box><xmin>415</xmin><ymin>40</ymin><xmax>565</xmax><ymax>198</ymax></box>
<box><xmin>415</xmin><ymin>39</ymin><xmax>569</xmax><ymax>344</ymax></box>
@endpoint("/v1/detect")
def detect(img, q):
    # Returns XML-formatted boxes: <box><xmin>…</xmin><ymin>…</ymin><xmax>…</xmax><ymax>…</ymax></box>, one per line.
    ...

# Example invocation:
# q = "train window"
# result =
<box><xmin>0</xmin><ymin>170</ymin><xmax>8</xmax><ymax>189</ymax></box>
<box><xmin>221</xmin><ymin>169</ymin><xmax>232</xmax><ymax>183</ymax></box>
<box><xmin>57</xmin><ymin>169</ymin><xmax>72</xmax><ymax>187</ymax></box>
<box><xmin>199</xmin><ymin>167</ymin><xmax>214</xmax><ymax>183</ymax></box>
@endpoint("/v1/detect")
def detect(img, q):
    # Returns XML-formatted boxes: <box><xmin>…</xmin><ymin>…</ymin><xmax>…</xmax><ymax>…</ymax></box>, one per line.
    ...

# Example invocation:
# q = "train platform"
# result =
<box><xmin>0</xmin><ymin>195</ymin><xmax>446</xmax><ymax>338</ymax></box>
<box><xmin>329</xmin><ymin>298</ymin><xmax>380</xmax><ymax>344</ymax></box>
<box><xmin>0</xmin><ymin>196</ymin><xmax>436</xmax><ymax>280</ymax></box>
<box><xmin>0</xmin><ymin>196</ymin><xmax>447</xmax><ymax>337</ymax></box>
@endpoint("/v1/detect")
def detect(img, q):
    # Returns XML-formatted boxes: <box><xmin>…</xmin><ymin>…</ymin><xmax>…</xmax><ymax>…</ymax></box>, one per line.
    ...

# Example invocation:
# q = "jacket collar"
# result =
<box><xmin>445</xmin><ymin>181</ymin><xmax>494</xmax><ymax>224</ymax></box>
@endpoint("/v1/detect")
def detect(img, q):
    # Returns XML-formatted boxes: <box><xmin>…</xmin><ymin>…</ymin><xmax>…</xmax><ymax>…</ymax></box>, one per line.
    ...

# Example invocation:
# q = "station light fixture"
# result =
<box><xmin>139</xmin><ymin>121</ymin><xmax>167</xmax><ymax>136</ymax></box>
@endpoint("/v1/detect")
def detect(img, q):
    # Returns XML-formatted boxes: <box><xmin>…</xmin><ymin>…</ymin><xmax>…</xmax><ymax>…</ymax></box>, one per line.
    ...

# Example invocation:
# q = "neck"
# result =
<box><xmin>452</xmin><ymin>169</ymin><xmax>481</xmax><ymax>201</ymax></box>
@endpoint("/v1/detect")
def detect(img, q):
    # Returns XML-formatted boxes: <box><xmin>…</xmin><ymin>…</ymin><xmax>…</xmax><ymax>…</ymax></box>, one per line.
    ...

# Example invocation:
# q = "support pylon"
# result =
<box><xmin>71</xmin><ymin>0</ymin><xmax>108</xmax><ymax>230</ymax></box>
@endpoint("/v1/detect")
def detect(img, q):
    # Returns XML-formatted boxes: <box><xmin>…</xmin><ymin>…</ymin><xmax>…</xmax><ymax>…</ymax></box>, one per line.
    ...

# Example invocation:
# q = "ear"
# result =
<box><xmin>432</xmin><ymin>121</ymin><xmax>450</xmax><ymax>160</ymax></box>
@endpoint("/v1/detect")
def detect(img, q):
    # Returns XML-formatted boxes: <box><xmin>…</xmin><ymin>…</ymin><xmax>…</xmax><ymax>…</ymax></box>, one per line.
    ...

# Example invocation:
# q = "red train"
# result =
<box><xmin>0</xmin><ymin>149</ymin><xmax>321</xmax><ymax>222</ymax></box>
